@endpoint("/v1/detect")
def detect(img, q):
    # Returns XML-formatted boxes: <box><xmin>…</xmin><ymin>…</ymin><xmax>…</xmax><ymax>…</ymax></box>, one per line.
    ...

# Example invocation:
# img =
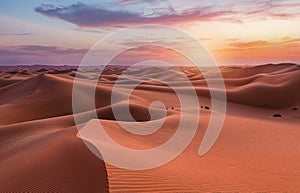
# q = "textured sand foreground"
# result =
<box><xmin>0</xmin><ymin>63</ymin><xmax>300</xmax><ymax>192</ymax></box>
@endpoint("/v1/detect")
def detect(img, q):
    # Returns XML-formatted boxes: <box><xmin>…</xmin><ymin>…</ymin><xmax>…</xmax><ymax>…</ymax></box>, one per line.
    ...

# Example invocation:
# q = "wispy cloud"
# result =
<box><xmin>114</xmin><ymin>0</ymin><xmax>164</xmax><ymax>6</ymax></box>
<box><xmin>17</xmin><ymin>45</ymin><xmax>88</xmax><ymax>55</ymax></box>
<box><xmin>0</xmin><ymin>45</ymin><xmax>88</xmax><ymax>57</ymax></box>
<box><xmin>226</xmin><ymin>38</ymin><xmax>239</xmax><ymax>42</ymax></box>
<box><xmin>230</xmin><ymin>40</ymin><xmax>270</xmax><ymax>48</ymax></box>
<box><xmin>228</xmin><ymin>38</ymin><xmax>300</xmax><ymax>49</ymax></box>
<box><xmin>0</xmin><ymin>32</ymin><xmax>33</xmax><ymax>36</ymax></box>
<box><xmin>214</xmin><ymin>37</ymin><xmax>300</xmax><ymax>65</ymax></box>
<box><xmin>283</xmin><ymin>38</ymin><xmax>300</xmax><ymax>44</ymax></box>
<box><xmin>73</xmin><ymin>28</ymin><xmax>114</xmax><ymax>34</ymax></box>
<box><xmin>0</xmin><ymin>45</ymin><xmax>88</xmax><ymax>65</ymax></box>
<box><xmin>237</xmin><ymin>0</ymin><xmax>300</xmax><ymax>20</ymax></box>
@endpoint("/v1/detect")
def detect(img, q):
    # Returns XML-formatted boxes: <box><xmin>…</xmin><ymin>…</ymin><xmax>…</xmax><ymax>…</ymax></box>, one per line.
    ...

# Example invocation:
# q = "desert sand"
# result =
<box><xmin>0</xmin><ymin>63</ymin><xmax>299</xmax><ymax>192</ymax></box>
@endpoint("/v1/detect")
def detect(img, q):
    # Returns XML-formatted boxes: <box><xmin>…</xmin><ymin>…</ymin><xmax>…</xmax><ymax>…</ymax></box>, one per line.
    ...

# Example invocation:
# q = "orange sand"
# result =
<box><xmin>0</xmin><ymin>63</ymin><xmax>299</xmax><ymax>192</ymax></box>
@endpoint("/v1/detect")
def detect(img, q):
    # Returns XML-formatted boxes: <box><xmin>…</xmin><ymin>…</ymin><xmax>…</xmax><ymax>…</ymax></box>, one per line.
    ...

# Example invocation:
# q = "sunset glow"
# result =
<box><xmin>0</xmin><ymin>0</ymin><xmax>299</xmax><ymax>65</ymax></box>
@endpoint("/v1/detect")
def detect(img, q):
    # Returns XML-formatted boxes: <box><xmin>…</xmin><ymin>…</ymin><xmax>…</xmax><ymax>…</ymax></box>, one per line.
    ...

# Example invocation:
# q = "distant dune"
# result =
<box><xmin>0</xmin><ymin>63</ymin><xmax>299</xmax><ymax>192</ymax></box>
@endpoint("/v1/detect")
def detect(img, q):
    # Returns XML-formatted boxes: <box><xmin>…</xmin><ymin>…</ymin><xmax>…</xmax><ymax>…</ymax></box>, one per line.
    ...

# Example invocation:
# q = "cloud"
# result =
<box><xmin>73</xmin><ymin>28</ymin><xmax>113</xmax><ymax>34</ymax></box>
<box><xmin>283</xmin><ymin>38</ymin><xmax>300</xmax><ymax>44</ymax></box>
<box><xmin>17</xmin><ymin>45</ymin><xmax>88</xmax><ymax>55</ymax></box>
<box><xmin>114</xmin><ymin>0</ymin><xmax>164</xmax><ymax>6</ymax></box>
<box><xmin>35</xmin><ymin>2</ymin><xmax>144</xmax><ymax>27</ymax></box>
<box><xmin>0</xmin><ymin>45</ymin><xmax>88</xmax><ymax>57</ymax></box>
<box><xmin>230</xmin><ymin>0</ymin><xmax>300</xmax><ymax>20</ymax></box>
<box><xmin>34</xmin><ymin>1</ymin><xmax>300</xmax><ymax>28</ymax></box>
<box><xmin>226</xmin><ymin>38</ymin><xmax>239</xmax><ymax>42</ymax></box>
<box><xmin>230</xmin><ymin>40</ymin><xmax>270</xmax><ymax>48</ymax></box>
<box><xmin>228</xmin><ymin>38</ymin><xmax>300</xmax><ymax>49</ymax></box>
<box><xmin>0</xmin><ymin>45</ymin><xmax>88</xmax><ymax>65</ymax></box>
<box><xmin>35</xmin><ymin>2</ymin><xmax>236</xmax><ymax>27</ymax></box>
<box><xmin>0</xmin><ymin>32</ymin><xmax>33</xmax><ymax>36</ymax></box>
<box><xmin>213</xmin><ymin>37</ymin><xmax>300</xmax><ymax>65</ymax></box>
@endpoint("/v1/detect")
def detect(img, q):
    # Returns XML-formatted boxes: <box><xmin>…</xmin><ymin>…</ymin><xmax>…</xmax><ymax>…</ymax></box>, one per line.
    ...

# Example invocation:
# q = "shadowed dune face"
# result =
<box><xmin>220</xmin><ymin>63</ymin><xmax>300</xmax><ymax>108</ymax></box>
<box><xmin>0</xmin><ymin>63</ymin><xmax>300</xmax><ymax>192</ymax></box>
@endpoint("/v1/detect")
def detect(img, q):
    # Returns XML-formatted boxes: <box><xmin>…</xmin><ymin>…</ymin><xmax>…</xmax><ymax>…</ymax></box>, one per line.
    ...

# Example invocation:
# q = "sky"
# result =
<box><xmin>0</xmin><ymin>0</ymin><xmax>299</xmax><ymax>66</ymax></box>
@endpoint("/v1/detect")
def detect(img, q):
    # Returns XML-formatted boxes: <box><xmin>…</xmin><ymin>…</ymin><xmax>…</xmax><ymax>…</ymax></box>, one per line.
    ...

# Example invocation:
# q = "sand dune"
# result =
<box><xmin>0</xmin><ymin>63</ymin><xmax>299</xmax><ymax>192</ymax></box>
